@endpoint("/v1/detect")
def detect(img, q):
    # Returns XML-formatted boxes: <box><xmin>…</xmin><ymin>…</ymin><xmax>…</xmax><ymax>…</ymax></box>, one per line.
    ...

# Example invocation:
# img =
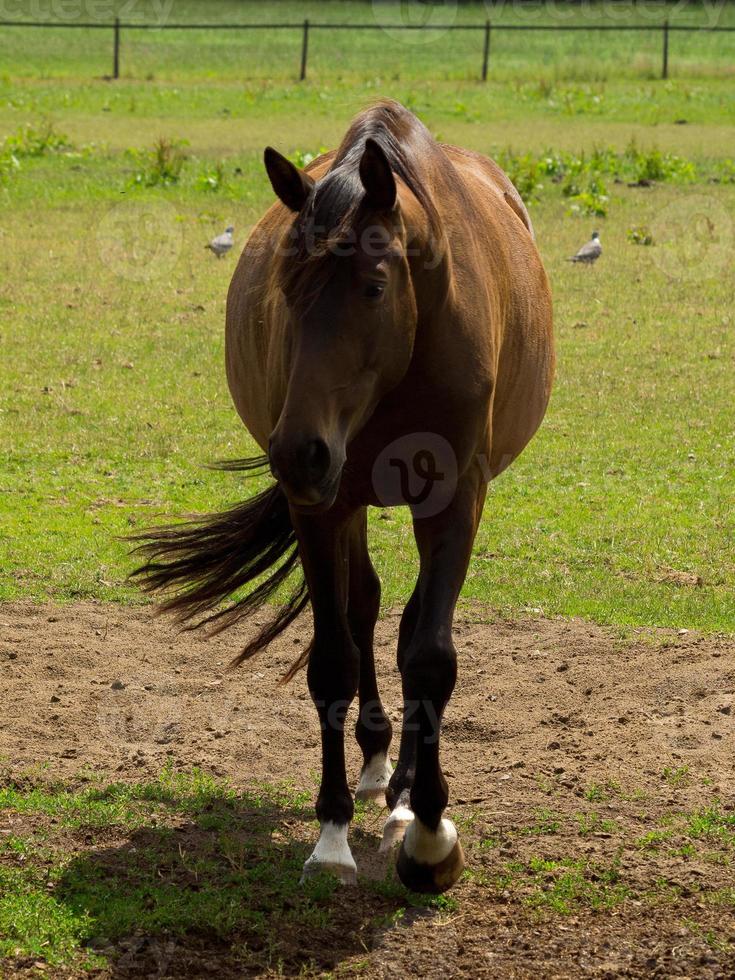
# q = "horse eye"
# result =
<box><xmin>364</xmin><ymin>282</ymin><xmax>385</xmax><ymax>299</ymax></box>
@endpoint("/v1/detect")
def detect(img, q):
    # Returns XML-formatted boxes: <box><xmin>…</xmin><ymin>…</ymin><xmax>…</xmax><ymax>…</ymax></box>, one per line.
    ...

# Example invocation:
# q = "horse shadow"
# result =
<box><xmin>54</xmin><ymin>781</ymin><xmax>435</xmax><ymax>977</ymax></box>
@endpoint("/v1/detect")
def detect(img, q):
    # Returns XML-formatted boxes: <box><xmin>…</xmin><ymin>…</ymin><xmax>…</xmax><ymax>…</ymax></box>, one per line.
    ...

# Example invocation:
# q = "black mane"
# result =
<box><xmin>280</xmin><ymin>100</ymin><xmax>442</xmax><ymax>309</ymax></box>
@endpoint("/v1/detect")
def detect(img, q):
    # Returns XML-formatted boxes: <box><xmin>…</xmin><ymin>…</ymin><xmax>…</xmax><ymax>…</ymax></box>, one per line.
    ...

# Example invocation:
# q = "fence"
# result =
<box><xmin>1</xmin><ymin>18</ymin><xmax>733</xmax><ymax>81</ymax></box>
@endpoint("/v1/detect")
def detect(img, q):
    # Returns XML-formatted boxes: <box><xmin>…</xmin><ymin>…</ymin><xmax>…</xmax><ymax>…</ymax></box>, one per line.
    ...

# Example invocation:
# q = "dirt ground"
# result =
<box><xmin>1</xmin><ymin>602</ymin><xmax>734</xmax><ymax>978</ymax></box>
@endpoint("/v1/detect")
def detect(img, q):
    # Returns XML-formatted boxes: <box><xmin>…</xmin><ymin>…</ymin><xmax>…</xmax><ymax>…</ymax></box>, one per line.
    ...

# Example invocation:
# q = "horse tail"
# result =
<box><xmin>129</xmin><ymin>456</ymin><xmax>310</xmax><ymax>679</ymax></box>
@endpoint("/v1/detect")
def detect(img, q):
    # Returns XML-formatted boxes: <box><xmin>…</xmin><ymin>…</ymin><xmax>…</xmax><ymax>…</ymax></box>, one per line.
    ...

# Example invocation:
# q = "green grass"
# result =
<box><xmin>0</xmin><ymin>15</ymin><xmax>734</xmax><ymax>633</ymax></box>
<box><xmin>0</xmin><ymin>766</ymin><xmax>452</xmax><ymax>972</ymax></box>
<box><xmin>0</xmin><ymin>868</ymin><xmax>103</xmax><ymax>969</ymax></box>
<box><xmin>470</xmin><ymin>794</ymin><xmax>735</xmax><ymax>915</ymax></box>
<box><xmin>582</xmin><ymin>782</ymin><xmax>608</xmax><ymax>802</ymax></box>
<box><xmin>519</xmin><ymin>806</ymin><xmax>562</xmax><ymax>836</ymax></box>
<box><xmin>485</xmin><ymin>853</ymin><xmax>632</xmax><ymax>913</ymax></box>
<box><xmin>574</xmin><ymin>811</ymin><xmax>619</xmax><ymax>836</ymax></box>
<box><xmin>522</xmin><ymin>855</ymin><xmax>631</xmax><ymax>913</ymax></box>
<box><xmin>633</xmin><ymin>803</ymin><xmax>735</xmax><ymax>856</ymax></box>
<box><xmin>2</xmin><ymin>765</ymin><xmax>734</xmax><ymax>971</ymax></box>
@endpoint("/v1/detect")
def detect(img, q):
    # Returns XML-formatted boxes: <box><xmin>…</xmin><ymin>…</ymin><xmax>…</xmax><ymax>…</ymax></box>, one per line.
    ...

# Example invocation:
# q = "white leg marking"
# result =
<box><xmin>301</xmin><ymin>822</ymin><xmax>357</xmax><ymax>885</ymax></box>
<box><xmin>379</xmin><ymin>789</ymin><xmax>414</xmax><ymax>852</ymax></box>
<box><xmin>356</xmin><ymin>753</ymin><xmax>394</xmax><ymax>801</ymax></box>
<box><xmin>402</xmin><ymin>816</ymin><xmax>457</xmax><ymax>865</ymax></box>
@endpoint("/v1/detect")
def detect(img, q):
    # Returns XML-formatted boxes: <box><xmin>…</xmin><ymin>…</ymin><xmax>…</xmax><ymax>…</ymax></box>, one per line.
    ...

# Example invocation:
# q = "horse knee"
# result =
<box><xmin>349</xmin><ymin>564</ymin><xmax>381</xmax><ymax>642</ymax></box>
<box><xmin>363</xmin><ymin>564</ymin><xmax>381</xmax><ymax>619</ymax></box>
<box><xmin>307</xmin><ymin>635</ymin><xmax>360</xmax><ymax>709</ymax></box>
<box><xmin>401</xmin><ymin>639</ymin><xmax>457</xmax><ymax>704</ymax></box>
<box><xmin>397</xmin><ymin>589</ymin><xmax>420</xmax><ymax>669</ymax></box>
<box><xmin>352</xmin><ymin>566</ymin><xmax>391</xmax><ymax>765</ymax></box>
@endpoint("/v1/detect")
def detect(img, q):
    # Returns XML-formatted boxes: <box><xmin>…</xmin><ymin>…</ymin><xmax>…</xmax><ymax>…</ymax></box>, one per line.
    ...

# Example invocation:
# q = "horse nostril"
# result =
<box><xmin>269</xmin><ymin>433</ymin><xmax>332</xmax><ymax>496</ymax></box>
<box><xmin>303</xmin><ymin>438</ymin><xmax>331</xmax><ymax>484</ymax></box>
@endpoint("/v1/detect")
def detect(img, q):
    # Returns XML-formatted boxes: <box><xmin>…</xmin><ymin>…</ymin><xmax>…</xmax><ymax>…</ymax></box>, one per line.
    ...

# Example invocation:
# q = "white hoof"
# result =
<box><xmin>355</xmin><ymin>753</ymin><xmax>393</xmax><ymax>807</ymax></box>
<box><xmin>379</xmin><ymin>791</ymin><xmax>414</xmax><ymax>853</ymax></box>
<box><xmin>300</xmin><ymin>822</ymin><xmax>357</xmax><ymax>886</ymax></box>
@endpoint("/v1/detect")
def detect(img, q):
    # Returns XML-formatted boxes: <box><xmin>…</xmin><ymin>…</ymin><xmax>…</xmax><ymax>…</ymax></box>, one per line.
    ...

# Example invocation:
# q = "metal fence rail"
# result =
<box><xmin>1</xmin><ymin>18</ymin><xmax>733</xmax><ymax>81</ymax></box>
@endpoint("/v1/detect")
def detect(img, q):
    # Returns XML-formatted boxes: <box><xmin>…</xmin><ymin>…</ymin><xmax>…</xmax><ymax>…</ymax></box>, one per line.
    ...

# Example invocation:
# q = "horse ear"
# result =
<box><xmin>264</xmin><ymin>146</ymin><xmax>314</xmax><ymax>213</ymax></box>
<box><xmin>359</xmin><ymin>138</ymin><xmax>396</xmax><ymax>211</ymax></box>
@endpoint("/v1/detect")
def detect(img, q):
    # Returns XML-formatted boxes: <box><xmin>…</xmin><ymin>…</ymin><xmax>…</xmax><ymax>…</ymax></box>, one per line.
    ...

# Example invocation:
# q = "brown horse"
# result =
<box><xmin>133</xmin><ymin>99</ymin><xmax>553</xmax><ymax>894</ymax></box>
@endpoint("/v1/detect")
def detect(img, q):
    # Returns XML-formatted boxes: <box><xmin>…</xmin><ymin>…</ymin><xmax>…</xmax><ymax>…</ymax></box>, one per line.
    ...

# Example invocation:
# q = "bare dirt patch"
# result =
<box><xmin>1</xmin><ymin>603</ymin><xmax>734</xmax><ymax>978</ymax></box>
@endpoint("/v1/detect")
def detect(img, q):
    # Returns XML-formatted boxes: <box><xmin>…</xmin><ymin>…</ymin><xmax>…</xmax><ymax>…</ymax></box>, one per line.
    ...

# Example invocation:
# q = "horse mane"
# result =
<box><xmin>279</xmin><ymin>100</ymin><xmax>444</xmax><ymax>311</ymax></box>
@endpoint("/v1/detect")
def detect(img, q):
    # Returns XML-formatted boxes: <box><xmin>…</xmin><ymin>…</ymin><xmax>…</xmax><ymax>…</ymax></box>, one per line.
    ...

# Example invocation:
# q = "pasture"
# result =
<box><xmin>1</xmin><ymin>1</ymin><xmax>734</xmax><ymax>975</ymax></box>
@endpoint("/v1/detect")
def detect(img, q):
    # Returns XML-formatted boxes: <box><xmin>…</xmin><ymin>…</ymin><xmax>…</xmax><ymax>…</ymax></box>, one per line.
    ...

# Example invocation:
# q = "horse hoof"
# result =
<box><xmin>395</xmin><ymin>818</ymin><xmax>465</xmax><ymax>894</ymax></box>
<box><xmin>397</xmin><ymin>839</ymin><xmax>464</xmax><ymax>894</ymax></box>
<box><xmin>379</xmin><ymin>803</ymin><xmax>414</xmax><ymax>853</ymax></box>
<box><xmin>355</xmin><ymin>786</ymin><xmax>388</xmax><ymax>807</ymax></box>
<box><xmin>355</xmin><ymin>754</ymin><xmax>393</xmax><ymax>809</ymax></box>
<box><xmin>300</xmin><ymin>860</ymin><xmax>357</xmax><ymax>887</ymax></box>
<box><xmin>301</xmin><ymin>822</ymin><xmax>357</xmax><ymax>886</ymax></box>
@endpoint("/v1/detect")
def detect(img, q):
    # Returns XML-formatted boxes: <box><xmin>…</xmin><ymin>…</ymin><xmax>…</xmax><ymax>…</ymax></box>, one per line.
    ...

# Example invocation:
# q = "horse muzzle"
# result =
<box><xmin>268</xmin><ymin>430</ymin><xmax>344</xmax><ymax>512</ymax></box>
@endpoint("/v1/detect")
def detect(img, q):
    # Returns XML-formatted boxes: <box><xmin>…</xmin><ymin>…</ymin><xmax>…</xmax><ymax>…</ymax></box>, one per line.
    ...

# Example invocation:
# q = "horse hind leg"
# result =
<box><xmin>347</xmin><ymin>511</ymin><xmax>394</xmax><ymax>808</ymax></box>
<box><xmin>356</xmin><ymin>754</ymin><xmax>393</xmax><ymax>808</ymax></box>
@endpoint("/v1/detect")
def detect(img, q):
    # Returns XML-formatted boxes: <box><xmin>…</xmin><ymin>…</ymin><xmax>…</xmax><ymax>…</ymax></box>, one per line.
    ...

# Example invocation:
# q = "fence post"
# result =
<box><xmin>113</xmin><ymin>17</ymin><xmax>120</xmax><ymax>79</ymax></box>
<box><xmin>300</xmin><ymin>18</ymin><xmax>309</xmax><ymax>81</ymax></box>
<box><xmin>481</xmin><ymin>20</ymin><xmax>491</xmax><ymax>82</ymax></box>
<box><xmin>662</xmin><ymin>19</ymin><xmax>669</xmax><ymax>79</ymax></box>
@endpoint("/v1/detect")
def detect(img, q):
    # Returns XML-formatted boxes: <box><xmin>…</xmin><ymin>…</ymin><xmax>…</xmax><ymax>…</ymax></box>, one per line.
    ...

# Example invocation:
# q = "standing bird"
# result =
<box><xmin>567</xmin><ymin>230</ymin><xmax>602</xmax><ymax>265</ymax></box>
<box><xmin>206</xmin><ymin>225</ymin><xmax>234</xmax><ymax>259</ymax></box>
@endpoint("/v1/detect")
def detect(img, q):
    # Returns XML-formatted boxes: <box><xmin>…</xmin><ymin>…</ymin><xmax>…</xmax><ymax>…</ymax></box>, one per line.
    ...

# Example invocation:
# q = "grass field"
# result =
<box><xmin>1</xmin><ymin>59</ymin><xmax>734</xmax><ymax>631</ymax></box>
<box><xmin>1</xmin><ymin>763</ymin><xmax>734</xmax><ymax>973</ymax></box>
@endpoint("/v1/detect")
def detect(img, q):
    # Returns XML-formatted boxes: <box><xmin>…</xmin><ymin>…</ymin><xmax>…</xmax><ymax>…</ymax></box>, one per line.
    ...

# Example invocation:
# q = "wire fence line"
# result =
<box><xmin>1</xmin><ymin>17</ymin><xmax>733</xmax><ymax>80</ymax></box>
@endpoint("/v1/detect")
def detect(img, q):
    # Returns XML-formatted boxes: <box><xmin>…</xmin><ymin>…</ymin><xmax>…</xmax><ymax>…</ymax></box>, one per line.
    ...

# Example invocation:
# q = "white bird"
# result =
<box><xmin>206</xmin><ymin>225</ymin><xmax>234</xmax><ymax>259</ymax></box>
<box><xmin>567</xmin><ymin>230</ymin><xmax>602</xmax><ymax>264</ymax></box>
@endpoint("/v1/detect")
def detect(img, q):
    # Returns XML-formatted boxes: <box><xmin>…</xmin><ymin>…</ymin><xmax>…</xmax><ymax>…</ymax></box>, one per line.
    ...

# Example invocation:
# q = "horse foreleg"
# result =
<box><xmin>395</xmin><ymin>473</ymin><xmax>486</xmax><ymax>893</ymax></box>
<box><xmin>347</xmin><ymin>511</ymin><xmax>394</xmax><ymax>807</ymax></box>
<box><xmin>293</xmin><ymin>509</ymin><xmax>360</xmax><ymax>886</ymax></box>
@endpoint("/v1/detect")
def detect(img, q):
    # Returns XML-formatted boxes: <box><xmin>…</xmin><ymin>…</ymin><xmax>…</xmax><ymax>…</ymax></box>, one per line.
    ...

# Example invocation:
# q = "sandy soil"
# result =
<box><xmin>1</xmin><ymin>602</ymin><xmax>734</xmax><ymax>978</ymax></box>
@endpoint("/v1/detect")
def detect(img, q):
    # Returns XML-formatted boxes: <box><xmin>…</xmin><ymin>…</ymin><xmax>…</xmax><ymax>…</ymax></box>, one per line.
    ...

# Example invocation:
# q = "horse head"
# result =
<box><xmin>264</xmin><ymin>138</ymin><xmax>423</xmax><ymax>512</ymax></box>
